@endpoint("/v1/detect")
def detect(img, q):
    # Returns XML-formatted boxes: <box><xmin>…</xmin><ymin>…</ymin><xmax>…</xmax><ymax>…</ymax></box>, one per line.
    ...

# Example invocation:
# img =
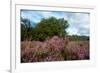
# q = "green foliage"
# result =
<box><xmin>21</xmin><ymin>17</ymin><xmax>69</xmax><ymax>41</ymax></box>
<box><xmin>67</xmin><ymin>35</ymin><xmax>89</xmax><ymax>41</ymax></box>
<box><xmin>32</xmin><ymin>17</ymin><xmax>69</xmax><ymax>41</ymax></box>
<box><xmin>21</xmin><ymin>17</ymin><xmax>33</xmax><ymax>41</ymax></box>
<box><xmin>21</xmin><ymin>16</ymin><xmax>89</xmax><ymax>41</ymax></box>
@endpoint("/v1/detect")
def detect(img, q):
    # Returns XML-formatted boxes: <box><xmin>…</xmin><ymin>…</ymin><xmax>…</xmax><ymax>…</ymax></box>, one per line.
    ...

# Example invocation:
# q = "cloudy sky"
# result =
<box><xmin>21</xmin><ymin>10</ymin><xmax>90</xmax><ymax>36</ymax></box>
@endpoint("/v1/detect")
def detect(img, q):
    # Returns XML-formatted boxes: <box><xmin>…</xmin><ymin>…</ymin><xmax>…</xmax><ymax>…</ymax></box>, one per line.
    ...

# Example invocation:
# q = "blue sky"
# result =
<box><xmin>21</xmin><ymin>10</ymin><xmax>90</xmax><ymax>36</ymax></box>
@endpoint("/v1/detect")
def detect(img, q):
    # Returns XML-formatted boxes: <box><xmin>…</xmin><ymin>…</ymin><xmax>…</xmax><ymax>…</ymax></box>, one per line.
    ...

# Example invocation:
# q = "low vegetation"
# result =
<box><xmin>21</xmin><ymin>36</ymin><xmax>89</xmax><ymax>63</ymax></box>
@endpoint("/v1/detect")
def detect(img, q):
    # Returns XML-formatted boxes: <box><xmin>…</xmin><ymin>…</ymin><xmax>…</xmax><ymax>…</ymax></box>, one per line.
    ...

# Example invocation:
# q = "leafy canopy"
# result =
<box><xmin>21</xmin><ymin>17</ymin><xmax>69</xmax><ymax>41</ymax></box>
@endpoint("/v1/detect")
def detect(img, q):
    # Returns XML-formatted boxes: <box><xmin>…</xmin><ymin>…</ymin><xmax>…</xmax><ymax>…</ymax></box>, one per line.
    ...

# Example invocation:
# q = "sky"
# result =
<box><xmin>21</xmin><ymin>10</ymin><xmax>90</xmax><ymax>36</ymax></box>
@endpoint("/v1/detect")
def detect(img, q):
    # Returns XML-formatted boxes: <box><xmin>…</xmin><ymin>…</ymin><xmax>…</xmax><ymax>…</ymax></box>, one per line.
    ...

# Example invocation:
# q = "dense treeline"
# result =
<box><xmin>66</xmin><ymin>35</ymin><xmax>89</xmax><ymax>41</ymax></box>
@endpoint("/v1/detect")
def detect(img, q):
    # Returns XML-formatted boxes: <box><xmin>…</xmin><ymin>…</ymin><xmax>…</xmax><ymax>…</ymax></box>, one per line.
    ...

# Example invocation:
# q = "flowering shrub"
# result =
<box><xmin>21</xmin><ymin>36</ymin><xmax>89</xmax><ymax>63</ymax></box>
<box><xmin>65</xmin><ymin>42</ymin><xmax>89</xmax><ymax>60</ymax></box>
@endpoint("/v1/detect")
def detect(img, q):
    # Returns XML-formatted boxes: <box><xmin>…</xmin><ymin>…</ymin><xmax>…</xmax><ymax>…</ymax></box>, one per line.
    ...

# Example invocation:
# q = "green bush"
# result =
<box><xmin>32</xmin><ymin>17</ymin><xmax>69</xmax><ymax>41</ymax></box>
<box><xmin>21</xmin><ymin>17</ymin><xmax>69</xmax><ymax>41</ymax></box>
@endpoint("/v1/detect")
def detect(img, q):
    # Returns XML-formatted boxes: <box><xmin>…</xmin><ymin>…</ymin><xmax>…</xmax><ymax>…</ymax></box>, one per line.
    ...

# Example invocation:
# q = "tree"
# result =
<box><xmin>32</xmin><ymin>17</ymin><xmax>69</xmax><ymax>41</ymax></box>
<box><xmin>21</xmin><ymin>17</ymin><xmax>33</xmax><ymax>41</ymax></box>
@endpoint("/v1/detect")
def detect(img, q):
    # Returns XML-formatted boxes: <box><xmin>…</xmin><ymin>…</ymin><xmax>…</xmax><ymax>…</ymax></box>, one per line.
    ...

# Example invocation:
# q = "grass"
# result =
<box><xmin>21</xmin><ymin>36</ymin><xmax>89</xmax><ymax>63</ymax></box>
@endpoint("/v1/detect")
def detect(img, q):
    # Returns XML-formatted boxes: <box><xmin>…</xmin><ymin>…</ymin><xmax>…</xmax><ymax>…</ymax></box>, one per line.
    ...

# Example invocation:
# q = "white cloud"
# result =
<box><xmin>66</xmin><ymin>12</ymin><xmax>90</xmax><ymax>36</ymax></box>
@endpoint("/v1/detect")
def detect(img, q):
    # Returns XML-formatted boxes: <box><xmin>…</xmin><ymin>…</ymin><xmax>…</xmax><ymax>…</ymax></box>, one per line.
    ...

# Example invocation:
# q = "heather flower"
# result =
<box><xmin>21</xmin><ymin>36</ymin><xmax>89</xmax><ymax>62</ymax></box>
<box><xmin>70</xmin><ymin>44</ymin><xmax>89</xmax><ymax>60</ymax></box>
<box><xmin>47</xmin><ymin>36</ymin><xmax>65</xmax><ymax>52</ymax></box>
